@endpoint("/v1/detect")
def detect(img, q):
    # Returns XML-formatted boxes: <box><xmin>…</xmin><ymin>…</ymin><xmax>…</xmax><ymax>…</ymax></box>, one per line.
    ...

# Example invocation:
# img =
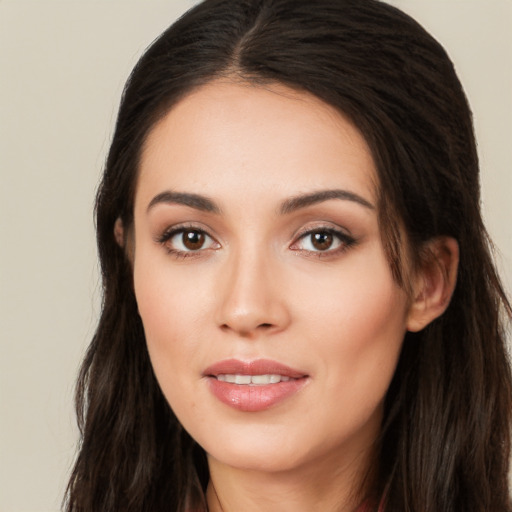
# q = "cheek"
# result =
<box><xmin>299</xmin><ymin>251</ymin><xmax>409</xmax><ymax>403</ymax></box>
<box><xmin>134</xmin><ymin>273</ymin><xmax>204</xmax><ymax>431</ymax></box>
<box><xmin>300</xmin><ymin>248</ymin><xmax>408</xmax><ymax>333</ymax></box>
<box><xmin>133</xmin><ymin>255</ymin><xmax>201</xmax><ymax>374</ymax></box>
<box><xmin>133</xmin><ymin>252</ymin><xmax>223</xmax><ymax>420</ymax></box>
<box><xmin>134</xmin><ymin>242</ymin><xmax>213</xmax><ymax>333</ymax></box>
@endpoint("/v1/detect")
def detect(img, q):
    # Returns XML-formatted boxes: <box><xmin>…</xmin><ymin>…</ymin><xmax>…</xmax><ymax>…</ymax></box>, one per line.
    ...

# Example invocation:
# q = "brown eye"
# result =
<box><xmin>311</xmin><ymin>232</ymin><xmax>333</xmax><ymax>251</ymax></box>
<box><xmin>159</xmin><ymin>227</ymin><xmax>218</xmax><ymax>255</ymax></box>
<box><xmin>291</xmin><ymin>227</ymin><xmax>354</xmax><ymax>255</ymax></box>
<box><xmin>182</xmin><ymin>230</ymin><xmax>205</xmax><ymax>250</ymax></box>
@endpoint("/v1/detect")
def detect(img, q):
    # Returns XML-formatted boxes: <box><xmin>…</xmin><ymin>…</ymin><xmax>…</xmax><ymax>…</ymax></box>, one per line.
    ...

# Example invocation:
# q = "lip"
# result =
<box><xmin>203</xmin><ymin>358</ymin><xmax>309</xmax><ymax>412</ymax></box>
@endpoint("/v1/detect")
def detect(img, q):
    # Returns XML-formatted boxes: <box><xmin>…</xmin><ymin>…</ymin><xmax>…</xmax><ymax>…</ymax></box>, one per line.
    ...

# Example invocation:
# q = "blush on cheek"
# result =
<box><xmin>315</xmin><ymin>275</ymin><xmax>407</xmax><ymax>396</ymax></box>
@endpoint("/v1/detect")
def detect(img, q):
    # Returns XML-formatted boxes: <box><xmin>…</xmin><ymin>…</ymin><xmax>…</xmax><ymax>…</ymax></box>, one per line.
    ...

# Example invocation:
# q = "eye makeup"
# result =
<box><xmin>155</xmin><ymin>223</ymin><xmax>220</xmax><ymax>259</ymax></box>
<box><xmin>154</xmin><ymin>220</ymin><xmax>357</xmax><ymax>261</ymax></box>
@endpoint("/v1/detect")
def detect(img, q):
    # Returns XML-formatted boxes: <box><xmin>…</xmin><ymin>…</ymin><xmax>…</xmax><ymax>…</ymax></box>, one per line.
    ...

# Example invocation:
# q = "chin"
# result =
<box><xmin>188</xmin><ymin>401</ymin><xmax>383</xmax><ymax>478</ymax></box>
<box><xmin>207</xmin><ymin>444</ymin><xmax>308</xmax><ymax>474</ymax></box>
<box><xmin>193</xmin><ymin>423</ymin><xmax>307</xmax><ymax>472</ymax></box>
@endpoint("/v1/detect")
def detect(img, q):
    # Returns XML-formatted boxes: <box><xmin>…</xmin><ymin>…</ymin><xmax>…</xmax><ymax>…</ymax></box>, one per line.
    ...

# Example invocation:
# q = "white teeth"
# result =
<box><xmin>252</xmin><ymin>374</ymin><xmax>273</xmax><ymax>385</ymax></box>
<box><xmin>235</xmin><ymin>374</ymin><xmax>251</xmax><ymax>385</ymax></box>
<box><xmin>216</xmin><ymin>374</ymin><xmax>292</xmax><ymax>385</ymax></box>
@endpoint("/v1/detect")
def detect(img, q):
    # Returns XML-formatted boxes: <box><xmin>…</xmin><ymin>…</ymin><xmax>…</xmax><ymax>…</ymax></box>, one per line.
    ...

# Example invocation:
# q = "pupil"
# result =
<box><xmin>312</xmin><ymin>232</ymin><xmax>333</xmax><ymax>250</ymax></box>
<box><xmin>183</xmin><ymin>230</ymin><xmax>205</xmax><ymax>250</ymax></box>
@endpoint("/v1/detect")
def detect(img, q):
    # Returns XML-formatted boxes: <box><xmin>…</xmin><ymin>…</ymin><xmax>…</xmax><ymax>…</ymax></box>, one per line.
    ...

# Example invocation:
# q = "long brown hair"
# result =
<box><xmin>65</xmin><ymin>1</ymin><xmax>512</xmax><ymax>510</ymax></box>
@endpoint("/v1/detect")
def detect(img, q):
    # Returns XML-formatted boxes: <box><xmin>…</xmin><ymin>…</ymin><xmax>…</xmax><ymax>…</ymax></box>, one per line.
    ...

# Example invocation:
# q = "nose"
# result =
<box><xmin>215</xmin><ymin>248</ymin><xmax>291</xmax><ymax>338</ymax></box>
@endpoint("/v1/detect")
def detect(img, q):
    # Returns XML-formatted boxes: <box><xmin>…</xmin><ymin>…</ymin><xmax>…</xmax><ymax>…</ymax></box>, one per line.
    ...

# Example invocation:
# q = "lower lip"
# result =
<box><xmin>207</xmin><ymin>377</ymin><xmax>308</xmax><ymax>412</ymax></box>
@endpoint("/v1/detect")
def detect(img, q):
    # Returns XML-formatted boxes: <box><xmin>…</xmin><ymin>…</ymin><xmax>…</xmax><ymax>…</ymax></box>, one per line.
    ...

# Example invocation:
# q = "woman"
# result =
<box><xmin>65</xmin><ymin>0</ymin><xmax>512</xmax><ymax>510</ymax></box>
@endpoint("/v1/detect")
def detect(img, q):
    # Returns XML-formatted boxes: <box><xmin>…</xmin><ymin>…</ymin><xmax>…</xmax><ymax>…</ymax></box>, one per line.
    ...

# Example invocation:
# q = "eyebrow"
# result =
<box><xmin>147</xmin><ymin>188</ymin><xmax>374</xmax><ymax>216</ymax></box>
<box><xmin>147</xmin><ymin>191</ymin><xmax>221</xmax><ymax>214</ymax></box>
<box><xmin>279</xmin><ymin>189</ymin><xmax>374</xmax><ymax>214</ymax></box>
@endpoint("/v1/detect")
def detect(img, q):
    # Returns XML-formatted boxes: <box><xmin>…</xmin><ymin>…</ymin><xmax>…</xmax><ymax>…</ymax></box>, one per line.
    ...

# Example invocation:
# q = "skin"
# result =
<box><xmin>130</xmin><ymin>81</ymin><xmax>457</xmax><ymax>512</ymax></box>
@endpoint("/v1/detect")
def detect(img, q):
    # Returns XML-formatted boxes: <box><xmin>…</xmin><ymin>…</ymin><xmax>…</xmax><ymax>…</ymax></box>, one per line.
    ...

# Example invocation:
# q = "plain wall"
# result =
<box><xmin>0</xmin><ymin>1</ymin><xmax>510</xmax><ymax>511</ymax></box>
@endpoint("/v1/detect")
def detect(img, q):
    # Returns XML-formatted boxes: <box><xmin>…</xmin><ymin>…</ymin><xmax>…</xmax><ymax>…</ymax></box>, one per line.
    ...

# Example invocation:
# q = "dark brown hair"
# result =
<box><xmin>65</xmin><ymin>1</ymin><xmax>512</xmax><ymax>510</ymax></box>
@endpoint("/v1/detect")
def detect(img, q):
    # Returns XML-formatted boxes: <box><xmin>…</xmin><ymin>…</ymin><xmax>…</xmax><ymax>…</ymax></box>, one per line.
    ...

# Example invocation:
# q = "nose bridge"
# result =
<box><xmin>216</xmin><ymin>240</ymin><xmax>289</xmax><ymax>336</ymax></box>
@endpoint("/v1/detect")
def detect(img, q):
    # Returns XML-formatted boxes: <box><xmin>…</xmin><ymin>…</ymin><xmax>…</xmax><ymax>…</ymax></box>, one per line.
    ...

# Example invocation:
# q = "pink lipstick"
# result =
<box><xmin>203</xmin><ymin>359</ymin><xmax>308</xmax><ymax>412</ymax></box>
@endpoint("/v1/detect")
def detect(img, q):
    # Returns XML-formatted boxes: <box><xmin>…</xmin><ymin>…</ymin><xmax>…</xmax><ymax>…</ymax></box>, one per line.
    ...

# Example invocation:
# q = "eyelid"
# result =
<box><xmin>155</xmin><ymin>223</ymin><xmax>220</xmax><ymax>256</ymax></box>
<box><xmin>292</xmin><ymin>221</ymin><xmax>353</xmax><ymax>241</ymax></box>
<box><xmin>289</xmin><ymin>223</ymin><xmax>356</xmax><ymax>254</ymax></box>
<box><xmin>155</xmin><ymin>221</ymin><xmax>216</xmax><ymax>240</ymax></box>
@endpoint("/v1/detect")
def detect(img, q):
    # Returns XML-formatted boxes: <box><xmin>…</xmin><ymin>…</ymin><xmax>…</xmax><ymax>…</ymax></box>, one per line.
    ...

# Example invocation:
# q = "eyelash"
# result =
<box><xmin>155</xmin><ymin>224</ymin><xmax>356</xmax><ymax>259</ymax></box>
<box><xmin>290</xmin><ymin>227</ymin><xmax>356</xmax><ymax>258</ymax></box>
<box><xmin>156</xmin><ymin>224</ymin><xmax>219</xmax><ymax>259</ymax></box>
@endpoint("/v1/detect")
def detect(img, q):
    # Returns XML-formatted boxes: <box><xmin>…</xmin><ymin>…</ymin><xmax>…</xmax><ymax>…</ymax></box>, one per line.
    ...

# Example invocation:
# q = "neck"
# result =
<box><xmin>205</xmin><ymin>444</ymin><xmax>376</xmax><ymax>512</ymax></box>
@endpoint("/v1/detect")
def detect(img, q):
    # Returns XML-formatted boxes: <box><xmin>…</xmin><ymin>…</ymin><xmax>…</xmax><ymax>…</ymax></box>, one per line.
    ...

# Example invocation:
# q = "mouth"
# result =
<box><xmin>203</xmin><ymin>358</ymin><xmax>307</xmax><ymax>379</ymax></box>
<box><xmin>216</xmin><ymin>374</ymin><xmax>293</xmax><ymax>385</ymax></box>
<box><xmin>203</xmin><ymin>359</ymin><xmax>309</xmax><ymax>412</ymax></box>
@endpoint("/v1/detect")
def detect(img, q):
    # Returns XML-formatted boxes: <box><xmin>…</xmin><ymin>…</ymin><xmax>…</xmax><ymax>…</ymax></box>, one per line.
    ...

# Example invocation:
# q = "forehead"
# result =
<box><xmin>136</xmin><ymin>80</ymin><xmax>378</xmax><ymax>210</ymax></box>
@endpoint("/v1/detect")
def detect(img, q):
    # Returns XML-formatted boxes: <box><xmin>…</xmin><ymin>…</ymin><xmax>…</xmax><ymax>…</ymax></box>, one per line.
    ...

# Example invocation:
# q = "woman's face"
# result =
<box><xmin>133</xmin><ymin>81</ymin><xmax>412</xmax><ymax>475</ymax></box>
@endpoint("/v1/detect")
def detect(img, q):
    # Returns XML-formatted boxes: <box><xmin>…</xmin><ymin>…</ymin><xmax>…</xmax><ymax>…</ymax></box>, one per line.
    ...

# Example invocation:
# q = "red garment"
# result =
<box><xmin>359</xmin><ymin>501</ymin><xmax>385</xmax><ymax>512</ymax></box>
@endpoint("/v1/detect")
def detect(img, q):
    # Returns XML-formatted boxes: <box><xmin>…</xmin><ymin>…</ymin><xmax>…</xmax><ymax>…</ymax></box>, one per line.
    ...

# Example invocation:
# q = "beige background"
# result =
<box><xmin>0</xmin><ymin>1</ymin><xmax>510</xmax><ymax>511</ymax></box>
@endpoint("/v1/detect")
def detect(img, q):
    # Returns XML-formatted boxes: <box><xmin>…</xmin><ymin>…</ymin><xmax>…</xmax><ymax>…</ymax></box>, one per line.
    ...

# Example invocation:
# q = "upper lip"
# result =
<box><xmin>203</xmin><ymin>358</ymin><xmax>307</xmax><ymax>379</ymax></box>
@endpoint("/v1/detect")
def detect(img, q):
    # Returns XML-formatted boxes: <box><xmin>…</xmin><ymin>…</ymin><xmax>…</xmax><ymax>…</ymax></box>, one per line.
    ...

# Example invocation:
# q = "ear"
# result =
<box><xmin>406</xmin><ymin>236</ymin><xmax>459</xmax><ymax>332</ymax></box>
<box><xmin>114</xmin><ymin>217</ymin><xmax>125</xmax><ymax>247</ymax></box>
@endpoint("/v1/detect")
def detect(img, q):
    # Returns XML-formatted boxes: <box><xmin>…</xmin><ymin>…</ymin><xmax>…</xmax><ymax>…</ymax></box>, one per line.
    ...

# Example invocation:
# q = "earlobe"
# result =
<box><xmin>406</xmin><ymin>236</ymin><xmax>459</xmax><ymax>332</ymax></box>
<box><xmin>114</xmin><ymin>217</ymin><xmax>125</xmax><ymax>247</ymax></box>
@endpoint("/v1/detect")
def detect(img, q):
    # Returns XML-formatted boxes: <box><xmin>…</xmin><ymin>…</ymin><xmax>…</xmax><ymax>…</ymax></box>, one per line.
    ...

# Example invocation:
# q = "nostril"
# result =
<box><xmin>219</xmin><ymin>322</ymin><xmax>275</xmax><ymax>337</ymax></box>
